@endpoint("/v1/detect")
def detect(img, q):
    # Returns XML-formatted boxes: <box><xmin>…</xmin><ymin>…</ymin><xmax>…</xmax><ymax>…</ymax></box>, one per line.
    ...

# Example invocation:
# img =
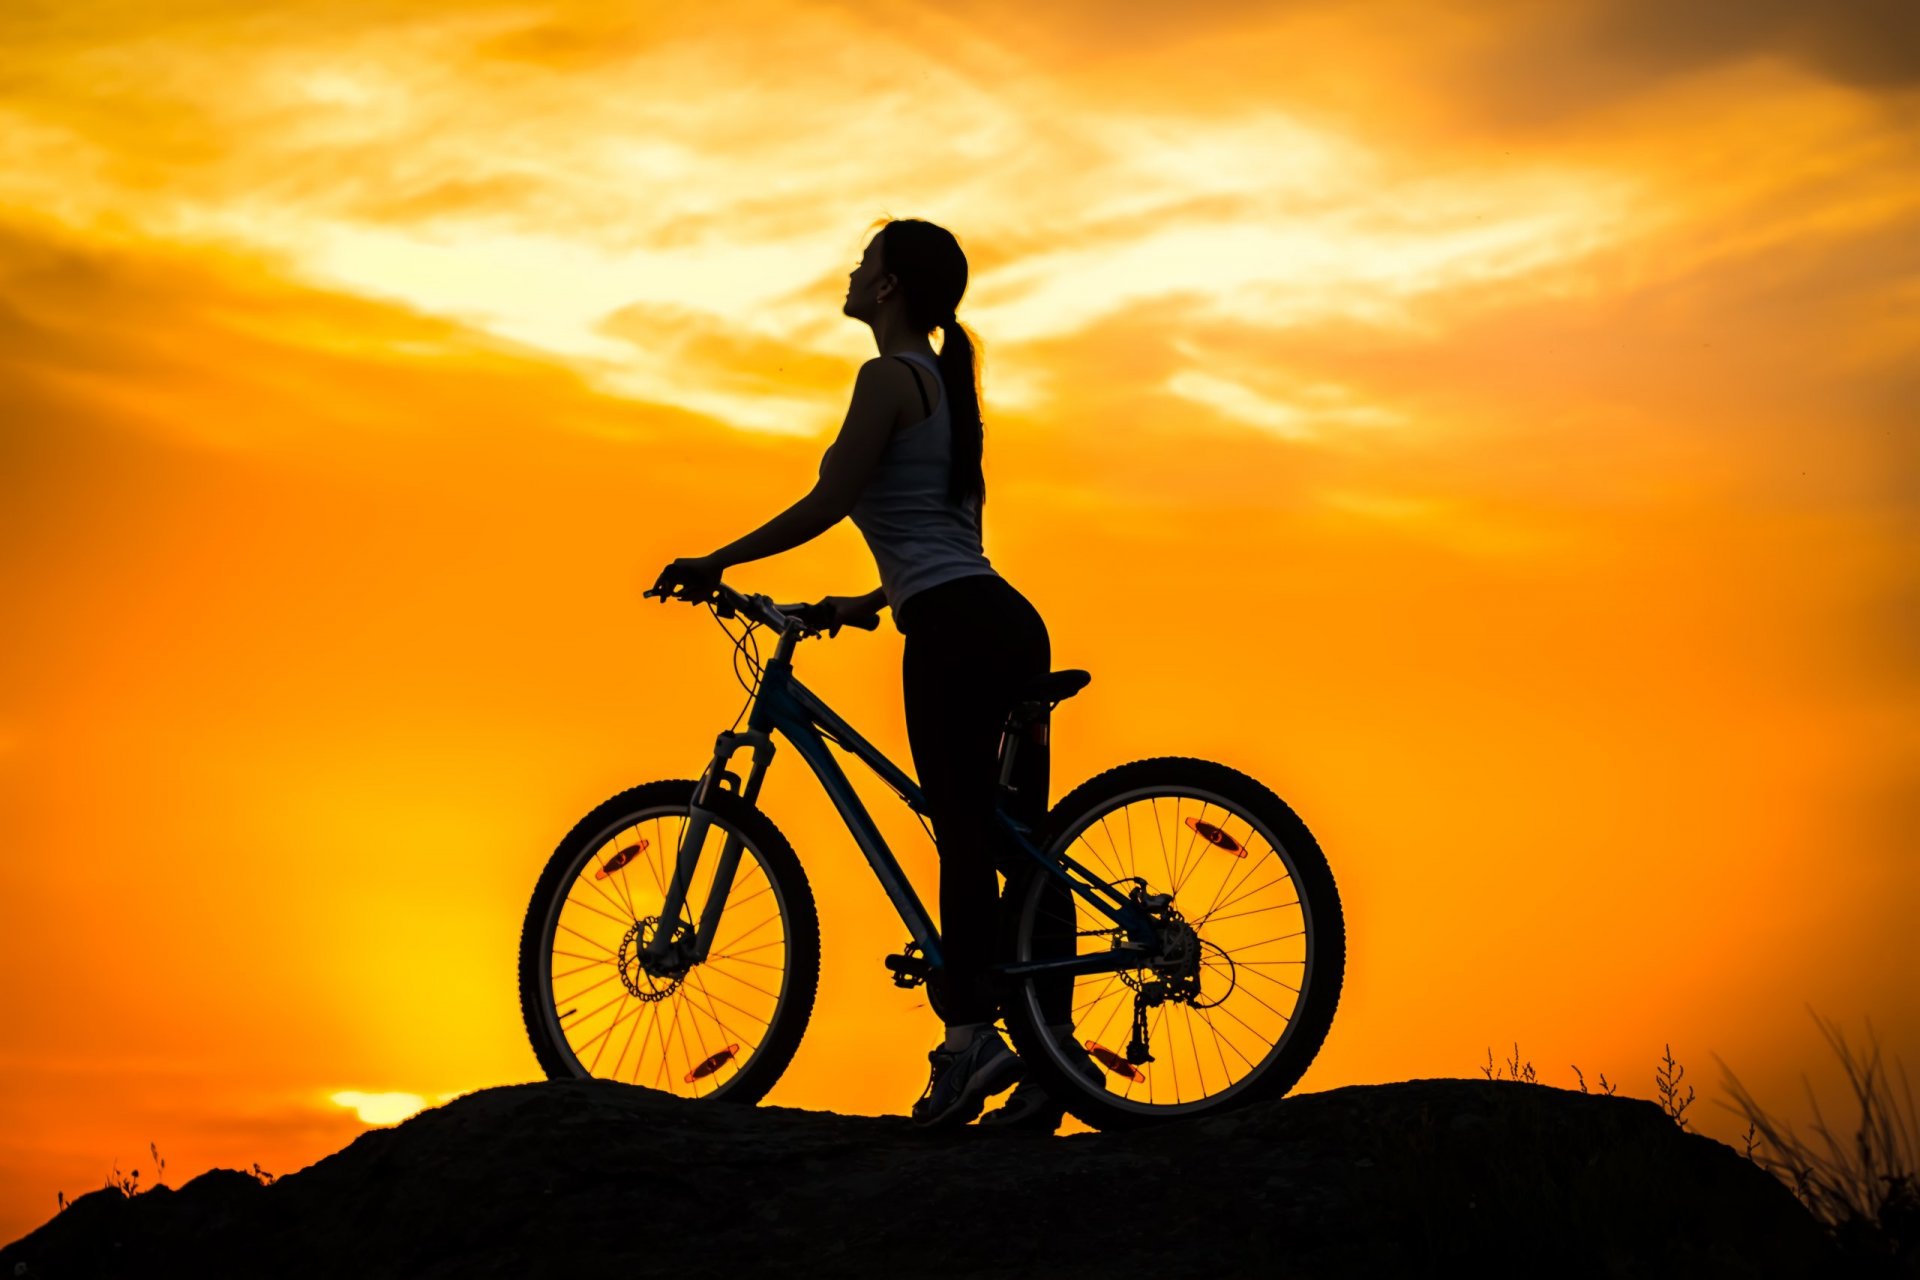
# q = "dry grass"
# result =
<box><xmin>1483</xmin><ymin>1020</ymin><xmax>1919</xmax><ymax>1267</ymax></box>
<box><xmin>1716</xmin><ymin>1011</ymin><xmax>1920</xmax><ymax>1268</ymax></box>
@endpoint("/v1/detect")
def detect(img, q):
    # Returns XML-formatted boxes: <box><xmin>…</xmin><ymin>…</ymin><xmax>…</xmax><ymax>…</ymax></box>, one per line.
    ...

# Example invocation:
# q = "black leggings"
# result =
<box><xmin>900</xmin><ymin>572</ymin><xmax>1073</xmax><ymax>1028</ymax></box>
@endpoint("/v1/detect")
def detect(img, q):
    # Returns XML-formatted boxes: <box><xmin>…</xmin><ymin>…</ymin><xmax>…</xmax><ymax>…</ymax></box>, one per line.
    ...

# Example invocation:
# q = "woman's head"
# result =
<box><xmin>845</xmin><ymin>219</ymin><xmax>966</xmax><ymax>330</ymax></box>
<box><xmin>843</xmin><ymin>218</ymin><xmax>986</xmax><ymax>512</ymax></box>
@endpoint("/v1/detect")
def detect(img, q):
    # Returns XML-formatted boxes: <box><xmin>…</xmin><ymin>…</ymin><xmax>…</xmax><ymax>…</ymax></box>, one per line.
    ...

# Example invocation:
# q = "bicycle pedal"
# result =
<box><xmin>884</xmin><ymin>942</ymin><xmax>930</xmax><ymax>988</ymax></box>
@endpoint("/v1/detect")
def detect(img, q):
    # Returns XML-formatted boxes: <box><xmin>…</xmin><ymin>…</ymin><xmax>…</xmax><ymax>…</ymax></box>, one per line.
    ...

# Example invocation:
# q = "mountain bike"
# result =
<box><xmin>517</xmin><ymin>580</ymin><xmax>1344</xmax><ymax>1129</ymax></box>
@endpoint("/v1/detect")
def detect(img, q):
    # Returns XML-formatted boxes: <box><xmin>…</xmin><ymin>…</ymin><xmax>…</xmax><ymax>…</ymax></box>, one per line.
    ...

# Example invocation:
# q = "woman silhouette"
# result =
<box><xmin>652</xmin><ymin>218</ymin><xmax>1082</xmax><ymax>1129</ymax></box>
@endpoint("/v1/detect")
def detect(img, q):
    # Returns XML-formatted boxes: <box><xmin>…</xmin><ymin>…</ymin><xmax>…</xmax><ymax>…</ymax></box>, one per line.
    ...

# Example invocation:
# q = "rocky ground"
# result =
<box><xmin>2</xmin><ymin>1077</ymin><xmax>1830</xmax><ymax>1278</ymax></box>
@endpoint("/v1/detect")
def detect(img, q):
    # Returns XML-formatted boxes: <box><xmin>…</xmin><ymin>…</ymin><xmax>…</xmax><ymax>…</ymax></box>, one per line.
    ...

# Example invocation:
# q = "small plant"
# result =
<box><xmin>1482</xmin><ymin>1042</ymin><xmax>1538</xmax><ymax>1084</ymax></box>
<box><xmin>250</xmin><ymin>1163</ymin><xmax>277</xmax><ymax>1186</ymax></box>
<box><xmin>1571</xmin><ymin>1063</ymin><xmax>1618</xmax><ymax>1096</ymax></box>
<box><xmin>104</xmin><ymin>1161</ymin><xmax>139</xmax><ymax>1196</ymax></box>
<box><xmin>1717</xmin><ymin>1010</ymin><xmax>1919</xmax><ymax>1264</ymax></box>
<box><xmin>149</xmin><ymin>1141</ymin><xmax>166</xmax><ymax>1187</ymax></box>
<box><xmin>1656</xmin><ymin>1044</ymin><xmax>1696</xmax><ymax>1131</ymax></box>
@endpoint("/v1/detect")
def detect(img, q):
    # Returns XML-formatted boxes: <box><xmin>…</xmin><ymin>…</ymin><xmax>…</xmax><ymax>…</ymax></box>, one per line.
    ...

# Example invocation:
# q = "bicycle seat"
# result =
<box><xmin>1017</xmin><ymin>670</ymin><xmax>1091</xmax><ymax>705</ymax></box>
<box><xmin>1005</xmin><ymin>670</ymin><xmax>1091</xmax><ymax>731</ymax></box>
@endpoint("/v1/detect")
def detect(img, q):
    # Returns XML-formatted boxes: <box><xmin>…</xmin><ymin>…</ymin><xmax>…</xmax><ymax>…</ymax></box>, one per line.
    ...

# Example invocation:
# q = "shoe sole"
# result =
<box><xmin>978</xmin><ymin>1101</ymin><xmax>1066</xmax><ymax>1131</ymax></box>
<box><xmin>914</xmin><ymin>1052</ymin><xmax>1023</xmax><ymax>1129</ymax></box>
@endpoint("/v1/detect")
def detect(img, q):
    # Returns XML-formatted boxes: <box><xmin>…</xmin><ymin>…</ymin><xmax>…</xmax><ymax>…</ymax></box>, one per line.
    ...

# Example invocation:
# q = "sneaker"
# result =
<box><xmin>911</xmin><ymin>1028</ymin><xmax>1023</xmax><ymax>1128</ymax></box>
<box><xmin>979</xmin><ymin>1035</ymin><xmax>1106</xmax><ymax>1132</ymax></box>
<box><xmin>977</xmin><ymin>1075</ymin><xmax>1067</xmax><ymax>1131</ymax></box>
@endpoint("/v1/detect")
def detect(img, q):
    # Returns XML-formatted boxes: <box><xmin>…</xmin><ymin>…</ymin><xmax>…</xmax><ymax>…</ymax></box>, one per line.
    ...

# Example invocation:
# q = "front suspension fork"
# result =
<box><xmin>643</xmin><ymin>727</ymin><xmax>775</xmax><ymax>967</ymax></box>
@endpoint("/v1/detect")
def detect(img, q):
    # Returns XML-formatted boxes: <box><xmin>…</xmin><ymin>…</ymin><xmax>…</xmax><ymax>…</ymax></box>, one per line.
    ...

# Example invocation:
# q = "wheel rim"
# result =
<box><xmin>534</xmin><ymin>804</ymin><xmax>792</xmax><ymax>1096</ymax></box>
<box><xmin>1013</xmin><ymin>784</ymin><xmax>1319</xmax><ymax>1117</ymax></box>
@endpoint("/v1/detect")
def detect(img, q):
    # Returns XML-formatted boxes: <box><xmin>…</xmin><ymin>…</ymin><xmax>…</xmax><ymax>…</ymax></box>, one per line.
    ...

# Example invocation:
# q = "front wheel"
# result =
<box><xmin>518</xmin><ymin>779</ymin><xmax>820</xmax><ymax>1103</ymax></box>
<box><xmin>998</xmin><ymin>757</ymin><xmax>1345</xmax><ymax>1129</ymax></box>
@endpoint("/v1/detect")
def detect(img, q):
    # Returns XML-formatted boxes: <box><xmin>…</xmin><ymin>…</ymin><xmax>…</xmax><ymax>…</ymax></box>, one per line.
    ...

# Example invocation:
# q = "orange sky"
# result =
<box><xmin>3</xmin><ymin>0</ymin><xmax>1916</xmax><ymax>1243</ymax></box>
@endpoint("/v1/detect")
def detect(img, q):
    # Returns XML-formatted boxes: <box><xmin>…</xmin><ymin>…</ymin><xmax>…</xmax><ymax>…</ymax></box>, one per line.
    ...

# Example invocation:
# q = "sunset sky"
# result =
<box><xmin>2</xmin><ymin>0</ymin><xmax>1915</xmax><ymax>1242</ymax></box>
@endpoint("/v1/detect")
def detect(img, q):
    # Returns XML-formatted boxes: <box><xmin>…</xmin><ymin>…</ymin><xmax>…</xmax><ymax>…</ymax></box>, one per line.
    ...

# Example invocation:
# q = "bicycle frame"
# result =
<box><xmin>648</xmin><ymin>609</ymin><xmax>1159</xmax><ymax>984</ymax></box>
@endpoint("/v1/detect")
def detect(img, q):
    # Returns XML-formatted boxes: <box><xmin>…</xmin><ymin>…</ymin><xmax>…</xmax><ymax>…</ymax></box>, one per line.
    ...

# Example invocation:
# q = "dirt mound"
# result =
<box><xmin>1</xmin><ymin>1077</ymin><xmax>1827</xmax><ymax>1277</ymax></box>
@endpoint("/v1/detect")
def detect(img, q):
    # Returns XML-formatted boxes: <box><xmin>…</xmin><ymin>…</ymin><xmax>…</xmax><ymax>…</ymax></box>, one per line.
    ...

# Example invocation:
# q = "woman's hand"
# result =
<box><xmin>824</xmin><ymin>593</ymin><xmax>884</xmax><ymax>635</ymax></box>
<box><xmin>649</xmin><ymin>555</ymin><xmax>726</xmax><ymax>603</ymax></box>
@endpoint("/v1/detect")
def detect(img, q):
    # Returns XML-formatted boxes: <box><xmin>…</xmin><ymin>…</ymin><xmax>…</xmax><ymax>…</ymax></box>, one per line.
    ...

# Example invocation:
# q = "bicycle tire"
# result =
<box><xmin>997</xmin><ymin>756</ymin><xmax>1344</xmax><ymax>1130</ymax></box>
<box><xmin>518</xmin><ymin>779</ymin><xmax>820</xmax><ymax>1104</ymax></box>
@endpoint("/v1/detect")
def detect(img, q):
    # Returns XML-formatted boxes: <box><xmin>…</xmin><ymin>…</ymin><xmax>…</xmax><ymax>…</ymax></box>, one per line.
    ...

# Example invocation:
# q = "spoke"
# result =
<box><xmin>610</xmin><ymin>988</ymin><xmax>647</xmax><ymax>1080</ymax></box>
<box><xmin>551</xmin><ymin>947</ymin><xmax>617</xmax><ymax>963</ymax></box>
<box><xmin>686</xmin><ymin>967</ymin><xmax>757</xmax><ymax>1049</ymax></box>
<box><xmin>1200</xmin><ymin>836</ymin><xmax>1273</xmax><ymax>927</ymax></box>
<box><xmin>554</xmin><ymin>971</ymin><xmax>620</xmax><ymax>1007</ymax></box>
<box><xmin>687</xmin><ymin>972</ymin><xmax>775</xmax><ymax>1032</ymax></box>
<box><xmin>574</xmin><ymin>992</ymin><xmax>640</xmax><ymax>1060</ymax></box>
<box><xmin>645</xmin><ymin>817</ymin><xmax>671</xmax><ymax>897</ymax></box>
<box><xmin>562</xmin><ymin>893</ymin><xmax>635</xmax><ymax>930</ymax></box>
<box><xmin>608</xmin><ymin>823</ymin><xmax>644</xmax><ymax>919</ymax></box>
<box><xmin>1192</xmin><ymin>1003</ymin><xmax>1260</xmax><ymax>1072</ymax></box>
<box><xmin>712</xmin><ymin>910</ymin><xmax>782</xmax><ymax>954</ymax></box>
<box><xmin>633</xmin><ymin>999</ymin><xmax>667</xmax><ymax>1086</ymax></box>
<box><xmin>551</xmin><ymin>959</ymin><xmax>608</xmax><ymax>982</ymax></box>
<box><xmin>1089</xmin><ymin>985</ymin><xmax>1131</xmax><ymax>1050</ymax></box>
<box><xmin>700</xmin><ymin>952</ymin><xmax>784</xmax><ymax>973</ymax></box>
<box><xmin>1169</xmin><ymin>800</ymin><xmax>1208</xmax><ymax>899</ymax></box>
<box><xmin>1096</xmin><ymin>812</ymin><xmax>1129</xmax><ymax>889</ymax></box>
<box><xmin>700</xmin><ymin>960</ymin><xmax>783</xmax><ymax>1003</ymax></box>
<box><xmin>1072</xmin><ymin>973</ymin><xmax>1124</xmax><ymax>1015</ymax></box>
<box><xmin>557</xmin><ymin>922</ymin><xmax>618</xmax><ymax>954</ymax></box>
<box><xmin>1211</xmin><ymin>992</ymin><xmax>1285</xmax><ymax>1051</ymax></box>
<box><xmin>1220</xmin><ymin>930</ymin><xmax>1307</xmax><ymax>951</ymax></box>
<box><xmin>1070</xmin><ymin>829</ymin><xmax>1126</xmax><ymax>891</ymax></box>
<box><xmin>707</xmin><ymin>938</ymin><xmax>786</xmax><ymax>960</ymax></box>
<box><xmin>1206</xmin><ymin>961</ymin><xmax>1302</xmax><ymax>996</ymax></box>
<box><xmin>1195</xmin><ymin>873</ymin><xmax>1297</xmax><ymax>927</ymax></box>
<box><xmin>677</xmin><ymin>985</ymin><xmax>717</xmax><ymax>1096</ymax></box>
<box><xmin>717</xmin><ymin>881</ymin><xmax>773</xmax><ymax>916</ymax></box>
<box><xmin>1158</xmin><ymin>1002</ymin><xmax>1179</xmax><ymax>1105</ymax></box>
<box><xmin>653</xmin><ymin>1004</ymin><xmax>672</xmax><ymax>1090</ymax></box>
<box><xmin>1192</xmin><ymin>999</ymin><xmax>1236</xmax><ymax>1087</ymax></box>
<box><xmin>561</xmin><ymin>987</ymin><xmax>629</xmax><ymax>1036</ymax></box>
<box><xmin>576</xmin><ymin>852</ymin><xmax>638</xmax><ymax>922</ymax></box>
<box><xmin>663</xmin><ymin>995</ymin><xmax>689</xmax><ymax>1093</ymax></box>
<box><xmin>592</xmin><ymin>823</ymin><xmax>643</xmax><ymax>920</ymax></box>
<box><xmin>1179</xmin><ymin>1001</ymin><xmax>1209</xmax><ymax>1099</ymax></box>
<box><xmin>1217</xmin><ymin>973</ymin><xmax>1299</xmax><ymax>1024</ymax></box>
<box><xmin>1201</xmin><ymin>903</ymin><xmax>1300</xmax><ymax>927</ymax></box>
<box><xmin>1149</xmin><ymin>797</ymin><xmax>1172</xmax><ymax>889</ymax></box>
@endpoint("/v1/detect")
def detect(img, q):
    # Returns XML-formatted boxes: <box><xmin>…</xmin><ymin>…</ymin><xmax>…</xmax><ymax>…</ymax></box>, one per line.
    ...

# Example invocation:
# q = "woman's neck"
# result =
<box><xmin>870</xmin><ymin>311</ymin><xmax>935</xmax><ymax>360</ymax></box>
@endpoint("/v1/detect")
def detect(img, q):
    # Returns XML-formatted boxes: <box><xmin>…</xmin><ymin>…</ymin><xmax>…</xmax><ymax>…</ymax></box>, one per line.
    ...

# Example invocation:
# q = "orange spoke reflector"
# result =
<box><xmin>1085</xmin><ymin>1040</ymin><xmax>1146</xmax><ymax>1083</ymax></box>
<box><xmin>1185</xmin><ymin>817</ymin><xmax>1245</xmax><ymax>856</ymax></box>
<box><xmin>596</xmin><ymin>841</ymin><xmax>650</xmax><ymax>879</ymax></box>
<box><xmin>684</xmin><ymin>1044</ymin><xmax>741</xmax><ymax>1083</ymax></box>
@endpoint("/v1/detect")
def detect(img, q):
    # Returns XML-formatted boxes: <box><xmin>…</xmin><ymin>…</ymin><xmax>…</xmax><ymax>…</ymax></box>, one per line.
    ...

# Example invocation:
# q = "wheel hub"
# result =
<box><xmin>618</xmin><ymin>916</ymin><xmax>690</xmax><ymax>1001</ymax></box>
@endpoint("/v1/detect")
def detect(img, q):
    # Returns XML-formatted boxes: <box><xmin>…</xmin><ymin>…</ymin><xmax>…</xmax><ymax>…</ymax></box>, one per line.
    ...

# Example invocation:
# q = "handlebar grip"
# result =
<box><xmin>846</xmin><ymin>613</ymin><xmax>882</xmax><ymax>631</ymax></box>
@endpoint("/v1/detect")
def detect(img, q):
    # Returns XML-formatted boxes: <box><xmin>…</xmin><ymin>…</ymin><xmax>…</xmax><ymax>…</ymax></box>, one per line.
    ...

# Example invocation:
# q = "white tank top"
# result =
<box><xmin>842</xmin><ymin>351</ymin><xmax>997</xmax><ymax>628</ymax></box>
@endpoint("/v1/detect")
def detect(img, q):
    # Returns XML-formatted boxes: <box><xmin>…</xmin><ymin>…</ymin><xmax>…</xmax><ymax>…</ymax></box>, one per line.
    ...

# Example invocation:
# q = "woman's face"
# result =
<box><xmin>842</xmin><ymin>235</ymin><xmax>893</xmax><ymax>321</ymax></box>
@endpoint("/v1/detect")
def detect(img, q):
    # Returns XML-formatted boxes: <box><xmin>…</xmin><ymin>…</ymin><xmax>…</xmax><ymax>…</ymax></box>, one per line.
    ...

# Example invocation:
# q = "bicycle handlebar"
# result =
<box><xmin>643</xmin><ymin>580</ymin><xmax>881</xmax><ymax>638</ymax></box>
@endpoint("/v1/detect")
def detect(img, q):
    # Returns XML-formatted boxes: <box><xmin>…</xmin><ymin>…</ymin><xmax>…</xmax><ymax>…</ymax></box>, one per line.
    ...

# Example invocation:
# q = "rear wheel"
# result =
<box><xmin>998</xmin><ymin>757</ymin><xmax>1344</xmax><ymax>1129</ymax></box>
<box><xmin>518</xmin><ymin>779</ymin><xmax>820</xmax><ymax>1103</ymax></box>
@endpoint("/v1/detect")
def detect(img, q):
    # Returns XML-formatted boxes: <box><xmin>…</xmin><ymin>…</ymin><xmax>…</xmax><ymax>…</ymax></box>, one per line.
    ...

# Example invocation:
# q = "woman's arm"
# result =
<box><xmin>701</xmin><ymin>357</ymin><xmax>905</xmax><ymax>570</ymax></box>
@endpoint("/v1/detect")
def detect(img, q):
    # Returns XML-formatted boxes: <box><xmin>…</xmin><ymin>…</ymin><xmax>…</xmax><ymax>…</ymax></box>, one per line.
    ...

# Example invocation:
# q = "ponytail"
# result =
<box><xmin>936</xmin><ymin>315</ymin><xmax>985</xmax><ymax>518</ymax></box>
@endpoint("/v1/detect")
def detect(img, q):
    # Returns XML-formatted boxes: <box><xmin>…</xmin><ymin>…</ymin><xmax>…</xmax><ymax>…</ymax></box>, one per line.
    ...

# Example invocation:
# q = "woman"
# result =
<box><xmin>651</xmin><ymin>218</ymin><xmax>1080</xmax><ymax>1130</ymax></box>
